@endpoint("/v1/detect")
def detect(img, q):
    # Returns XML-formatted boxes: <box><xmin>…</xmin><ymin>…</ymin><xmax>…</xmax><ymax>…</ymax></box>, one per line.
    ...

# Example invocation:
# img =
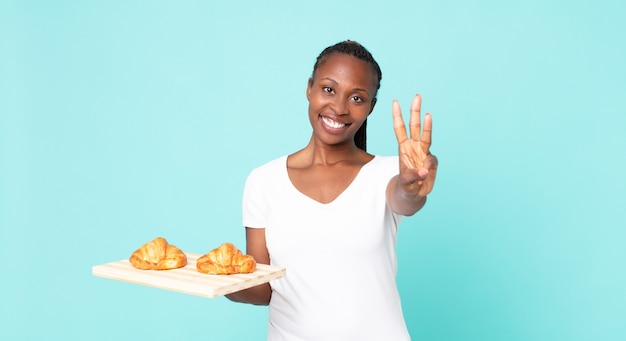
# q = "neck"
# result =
<box><xmin>293</xmin><ymin>136</ymin><xmax>369</xmax><ymax>167</ymax></box>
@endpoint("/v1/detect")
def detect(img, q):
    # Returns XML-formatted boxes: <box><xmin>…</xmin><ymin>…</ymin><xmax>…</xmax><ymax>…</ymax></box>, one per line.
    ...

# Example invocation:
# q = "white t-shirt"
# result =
<box><xmin>242</xmin><ymin>155</ymin><xmax>411</xmax><ymax>341</ymax></box>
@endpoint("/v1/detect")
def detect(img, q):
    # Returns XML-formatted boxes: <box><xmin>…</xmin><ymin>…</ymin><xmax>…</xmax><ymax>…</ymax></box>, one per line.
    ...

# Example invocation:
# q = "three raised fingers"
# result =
<box><xmin>392</xmin><ymin>94</ymin><xmax>432</xmax><ymax>150</ymax></box>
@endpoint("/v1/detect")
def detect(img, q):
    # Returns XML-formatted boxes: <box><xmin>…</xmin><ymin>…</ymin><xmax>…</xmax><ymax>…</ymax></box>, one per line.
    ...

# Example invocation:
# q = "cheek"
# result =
<box><xmin>308</xmin><ymin>92</ymin><xmax>328</xmax><ymax>106</ymax></box>
<box><xmin>307</xmin><ymin>102</ymin><xmax>320</xmax><ymax>123</ymax></box>
<box><xmin>307</xmin><ymin>95</ymin><xmax>332</xmax><ymax>117</ymax></box>
<box><xmin>352</xmin><ymin>105</ymin><xmax>372</xmax><ymax>119</ymax></box>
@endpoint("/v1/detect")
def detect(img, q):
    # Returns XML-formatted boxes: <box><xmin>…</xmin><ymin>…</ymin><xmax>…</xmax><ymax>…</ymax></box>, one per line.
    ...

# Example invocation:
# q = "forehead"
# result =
<box><xmin>314</xmin><ymin>53</ymin><xmax>377</xmax><ymax>88</ymax></box>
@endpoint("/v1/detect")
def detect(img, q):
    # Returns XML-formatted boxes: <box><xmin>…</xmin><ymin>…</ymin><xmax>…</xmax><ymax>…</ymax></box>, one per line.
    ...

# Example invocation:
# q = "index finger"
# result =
<box><xmin>392</xmin><ymin>99</ymin><xmax>408</xmax><ymax>143</ymax></box>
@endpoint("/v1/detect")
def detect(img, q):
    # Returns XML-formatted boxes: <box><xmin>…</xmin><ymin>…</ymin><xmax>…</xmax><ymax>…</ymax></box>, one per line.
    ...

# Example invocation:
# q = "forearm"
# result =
<box><xmin>225</xmin><ymin>283</ymin><xmax>271</xmax><ymax>305</ymax></box>
<box><xmin>386</xmin><ymin>175</ymin><xmax>427</xmax><ymax>216</ymax></box>
<box><xmin>226</xmin><ymin>227</ymin><xmax>272</xmax><ymax>305</ymax></box>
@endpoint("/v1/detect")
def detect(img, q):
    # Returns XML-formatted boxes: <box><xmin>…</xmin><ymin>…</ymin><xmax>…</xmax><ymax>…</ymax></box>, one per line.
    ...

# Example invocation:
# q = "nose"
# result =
<box><xmin>332</xmin><ymin>98</ymin><xmax>350</xmax><ymax>116</ymax></box>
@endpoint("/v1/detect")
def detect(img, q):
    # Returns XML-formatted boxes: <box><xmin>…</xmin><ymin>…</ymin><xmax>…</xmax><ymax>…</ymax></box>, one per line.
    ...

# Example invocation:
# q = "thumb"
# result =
<box><xmin>417</xmin><ymin>168</ymin><xmax>429</xmax><ymax>178</ymax></box>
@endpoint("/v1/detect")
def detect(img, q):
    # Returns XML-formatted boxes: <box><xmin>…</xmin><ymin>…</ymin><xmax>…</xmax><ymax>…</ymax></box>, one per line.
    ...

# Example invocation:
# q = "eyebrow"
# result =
<box><xmin>320</xmin><ymin>77</ymin><xmax>371</xmax><ymax>96</ymax></box>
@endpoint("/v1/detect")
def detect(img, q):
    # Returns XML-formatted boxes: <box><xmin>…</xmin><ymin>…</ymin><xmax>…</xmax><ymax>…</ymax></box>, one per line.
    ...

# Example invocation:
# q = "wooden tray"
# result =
<box><xmin>92</xmin><ymin>252</ymin><xmax>285</xmax><ymax>298</ymax></box>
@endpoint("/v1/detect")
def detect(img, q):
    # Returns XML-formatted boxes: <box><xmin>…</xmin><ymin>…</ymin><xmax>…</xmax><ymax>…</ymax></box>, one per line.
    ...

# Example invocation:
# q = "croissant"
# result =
<box><xmin>196</xmin><ymin>242</ymin><xmax>256</xmax><ymax>275</ymax></box>
<box><xmin>129</xmin><ymin>237</ymin><xmax>187</xmax><ymax>270</ymax></box>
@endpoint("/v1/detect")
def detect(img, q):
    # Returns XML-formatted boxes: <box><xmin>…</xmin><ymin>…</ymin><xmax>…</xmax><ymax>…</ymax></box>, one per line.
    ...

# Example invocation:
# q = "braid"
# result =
<box><xmin>311</xmin><ymin>40</ymin><xmax>382</xmax><ymax>152</ymax></box>
<box><xmin>354</xmin><ymin>119</ymin><xmax>367</xmax><ymax>151</ymax></box>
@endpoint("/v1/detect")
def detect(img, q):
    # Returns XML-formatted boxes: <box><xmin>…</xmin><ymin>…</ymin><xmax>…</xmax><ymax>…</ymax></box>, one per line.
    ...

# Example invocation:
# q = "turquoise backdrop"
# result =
<box><xmin>1</xmin><ymin>0</ymin><xmax>624</xmax><ymax>340</ymax></box>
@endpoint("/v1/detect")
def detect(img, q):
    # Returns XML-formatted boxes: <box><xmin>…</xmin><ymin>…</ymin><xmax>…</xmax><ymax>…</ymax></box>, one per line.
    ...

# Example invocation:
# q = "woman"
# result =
<box><xmin>227</xmin><ymin>40</ymin><xmax>438</xmax><ymax>340</ymax></box>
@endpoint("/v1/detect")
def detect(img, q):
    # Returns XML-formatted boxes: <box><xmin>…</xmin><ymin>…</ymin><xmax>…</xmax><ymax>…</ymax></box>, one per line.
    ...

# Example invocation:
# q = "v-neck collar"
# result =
<box><xmin>283</xmin><ymin>155</ymin><xmax>378</xmax><ymax>206</ymax></box>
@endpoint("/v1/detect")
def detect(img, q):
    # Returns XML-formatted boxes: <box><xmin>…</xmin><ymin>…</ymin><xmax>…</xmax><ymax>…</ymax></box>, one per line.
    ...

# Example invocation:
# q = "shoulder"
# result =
<box><xmin>372</xmin><ymin>155</ymin><xmax>398</xmax><ymax>163</ymax></box>
<box><xmin>355</xmin><ymin>155</ymin><xmax>398</xmax><ymax>183</ymax></box>
<box><xmin>370</xmin><ymin>155</ymin><xmax>398</xmax><ymax>171</ymax></box>
<box><xmin>246</xmin><ymin>155</ymin><xmax>287</xmax><ymax>180</ymax></box>
<box><xmin>251</xmin><ymin>155</ymin><xmax>286</xmax><ymax>171</ymax></box>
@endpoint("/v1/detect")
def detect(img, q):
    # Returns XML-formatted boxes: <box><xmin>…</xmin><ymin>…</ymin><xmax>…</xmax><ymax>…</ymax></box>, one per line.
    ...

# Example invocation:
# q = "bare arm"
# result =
<box><xmin>225</xmin><ymin>227</ymin><xmax>272</xmax><ymax>305</ymax></box>
<box><xmin>386</xmin><ymin>94</ymin><xmax>438</xmax><ymax>216</ymax></box>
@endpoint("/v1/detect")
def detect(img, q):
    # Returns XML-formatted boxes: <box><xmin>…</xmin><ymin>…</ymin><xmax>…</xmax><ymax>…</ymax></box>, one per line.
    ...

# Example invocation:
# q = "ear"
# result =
<box><xmin>306</xmin><ymin>78</ymin><xmax>313</xmax><ymax>101</ymax></box>
<box><xmin>368</xmin><ymin>97</ymin><xmax>377</xmax><ymax>115</ymax></box>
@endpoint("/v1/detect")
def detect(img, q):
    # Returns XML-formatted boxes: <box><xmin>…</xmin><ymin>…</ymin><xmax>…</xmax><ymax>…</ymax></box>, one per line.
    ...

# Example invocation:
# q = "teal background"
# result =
<box><xmin>1</xmin><ymin>0</ymin><xmax>625</xmax><ymax>340</ymax></box>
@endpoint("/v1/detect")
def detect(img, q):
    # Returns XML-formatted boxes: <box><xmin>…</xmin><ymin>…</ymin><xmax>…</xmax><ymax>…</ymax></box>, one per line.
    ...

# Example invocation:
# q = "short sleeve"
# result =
<box><xmin>242</xmin><ymin>167</ymin><xmax>267</xmax><ymax>229</ymax></box>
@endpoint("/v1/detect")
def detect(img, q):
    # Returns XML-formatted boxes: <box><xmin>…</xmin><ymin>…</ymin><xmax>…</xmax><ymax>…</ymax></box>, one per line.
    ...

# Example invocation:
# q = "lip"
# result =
<box><xmin>320</xmin><ymin>115</ymin><xmax>351</xmax><ymax>133</ymax></box>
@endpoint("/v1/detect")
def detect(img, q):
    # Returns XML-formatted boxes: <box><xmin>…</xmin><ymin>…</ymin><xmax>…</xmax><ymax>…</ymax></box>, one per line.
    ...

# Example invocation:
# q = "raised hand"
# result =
<box><xmin>392</xmin><ymin>94</ymin><xmax>438</xmax><ymax>198</ymax></box>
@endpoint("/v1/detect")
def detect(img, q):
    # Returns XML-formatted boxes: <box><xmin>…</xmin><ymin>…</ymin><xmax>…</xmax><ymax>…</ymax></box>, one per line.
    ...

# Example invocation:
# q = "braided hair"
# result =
<box><xmin>311</xmin><ymin>40</ymin><xmax>382</xmax><ymax>152</ymax></box>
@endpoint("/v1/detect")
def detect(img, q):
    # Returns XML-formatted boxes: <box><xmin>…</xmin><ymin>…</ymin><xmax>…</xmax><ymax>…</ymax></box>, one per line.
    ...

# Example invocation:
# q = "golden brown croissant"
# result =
<box><xmin>196</xmin><ymin>242</ymin><xmax>256</xmax><ymax>275</ymax></box>
<box><xmin>129</xmin><ymin>237</ymin><xmax>187</xmax><ymax>270</ymax></box>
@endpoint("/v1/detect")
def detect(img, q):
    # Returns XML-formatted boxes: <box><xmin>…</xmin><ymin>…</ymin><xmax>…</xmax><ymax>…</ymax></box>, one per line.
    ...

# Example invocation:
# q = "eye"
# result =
<box><xmin>351</xmin><ymin>95</ymin><xmax>364</xmax><ymax>103</ymax></box>
<box><xmin>322</xmin><ymin>86</ymin><xmax>333</xmax><ymax>94</ymax></box>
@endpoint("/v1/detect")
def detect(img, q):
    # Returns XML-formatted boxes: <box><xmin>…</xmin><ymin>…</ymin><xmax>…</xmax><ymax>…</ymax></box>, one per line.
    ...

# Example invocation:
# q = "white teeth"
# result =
<box><xmin>322</xmin><ymin>116</ymin><xmax>346</xmax><ymax>129</ymax></box>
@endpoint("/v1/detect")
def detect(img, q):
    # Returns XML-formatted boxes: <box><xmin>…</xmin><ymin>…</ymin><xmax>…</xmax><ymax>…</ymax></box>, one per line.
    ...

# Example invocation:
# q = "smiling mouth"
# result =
<box><xmin>321</xmin><ymin>116</ymin><xmax>349</xmax><ymax>129</ymax></box>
